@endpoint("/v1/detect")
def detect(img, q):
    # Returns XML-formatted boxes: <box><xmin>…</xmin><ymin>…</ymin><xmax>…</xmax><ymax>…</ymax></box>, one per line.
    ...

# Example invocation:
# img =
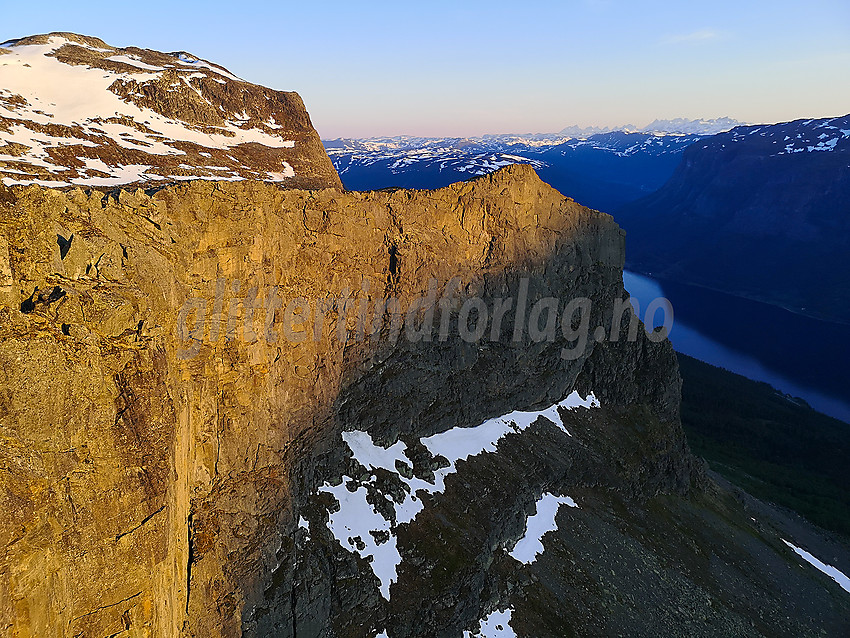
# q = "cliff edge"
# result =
<box><xmin>0</xmin><ymin>165</ymin><xmax>847</xmax><ymax>637</ymax></box>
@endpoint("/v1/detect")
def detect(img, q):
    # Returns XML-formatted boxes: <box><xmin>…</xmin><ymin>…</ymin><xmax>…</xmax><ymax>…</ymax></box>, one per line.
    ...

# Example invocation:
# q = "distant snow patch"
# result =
<box><xmin>70</xmin><ymin>160</ymin><xmax>152</xmax><ymax>186</ymax></box>
<box><xmin>266</xmin><ymin>162</ymin><xmax>295</xmax><ymax>181</ymax></box>
<box><xmin>171</xmin><ymin>51</ymin><xmax>244</xmax><ymax>82</ymax></box>
<box><xmin>105</xmin><ymin>55</ymin><xmax>165</xmax><ymax>72</ymax></box>
<box><xmin>2</xmin><ymin>176</ymin><xmax>69</xmax><ymax>187</ymax></box>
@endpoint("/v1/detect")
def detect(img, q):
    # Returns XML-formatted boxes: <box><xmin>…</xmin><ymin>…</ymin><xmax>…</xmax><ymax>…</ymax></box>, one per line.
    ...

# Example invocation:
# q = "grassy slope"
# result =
<box><xmin>678</xmin><ymin>354</ymin><xmax>850</xmax><ymax>538</ymax></box>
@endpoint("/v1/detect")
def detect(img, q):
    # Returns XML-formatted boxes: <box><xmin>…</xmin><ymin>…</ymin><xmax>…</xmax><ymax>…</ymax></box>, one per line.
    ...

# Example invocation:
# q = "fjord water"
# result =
<box><xmin>624</xmin><ymin>271</ymin><xmax>850</xmax><ymax>424</ymax></box>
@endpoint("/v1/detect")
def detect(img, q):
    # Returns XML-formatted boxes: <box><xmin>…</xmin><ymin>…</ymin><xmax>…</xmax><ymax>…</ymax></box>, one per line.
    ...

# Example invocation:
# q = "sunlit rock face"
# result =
<box><xmin>0</xmin><ymin>165</ymin><xmax>641</xmax><ymax>635</ymax></box>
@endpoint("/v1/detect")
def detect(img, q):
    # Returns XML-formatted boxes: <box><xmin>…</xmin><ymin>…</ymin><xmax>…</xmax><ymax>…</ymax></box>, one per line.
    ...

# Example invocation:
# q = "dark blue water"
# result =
<box><xmin>624</xmin><ymin>271</ymin><xmax>850</xmax><ymax>424</ymax></box>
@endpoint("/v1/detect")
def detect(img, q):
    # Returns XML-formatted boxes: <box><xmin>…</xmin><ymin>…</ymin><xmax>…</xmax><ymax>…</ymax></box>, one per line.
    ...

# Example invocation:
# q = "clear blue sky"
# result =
<box><xmin>5</xmin><ymin>1</ymin><xmax>849</xmax><ymax>138</ymax></box>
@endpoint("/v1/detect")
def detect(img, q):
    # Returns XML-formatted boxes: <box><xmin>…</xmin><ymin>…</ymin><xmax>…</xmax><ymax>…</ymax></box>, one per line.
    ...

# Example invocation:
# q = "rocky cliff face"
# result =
<box><xmin>1</xmin><ymin>165</ymin><xmax>848</xmax><ymax>638</ymax></box>
<box><xmin>0</xmin><ymin>33</ymin><xmax>341</xmax><ymax>190</ymax></box>
<box><xmin>0</xmin><ymin>164</ymin><xmax>628</xmax><ymax>635</ymax></box>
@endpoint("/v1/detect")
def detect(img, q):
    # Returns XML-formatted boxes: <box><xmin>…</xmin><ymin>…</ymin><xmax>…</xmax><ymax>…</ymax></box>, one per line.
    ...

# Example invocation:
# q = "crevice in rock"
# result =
<box><xmin>386</xmin><ymin>243</ymin><xmax>400</xmax><ymax>291</ymax></box>
<box><xmin>71</xmin><ymin>591</ymin><xmax>142</xmax><ymax>623</ymax></box>
<box><xmin>141</xmin><ymin>215</ymin><xmax>161</xmax><ymax>231</ymax></box>
<box><xmin>186</xmin><ymin>511</ymin><xmax>194</xmax><ymax>616</ymax></box>
<box><xmin>115</xmin><ymin>504</ymin><xmax>166</xmax><ymax>541</ymax></box>
<box><xmin>388</xmin><ymin>245</ymin><xmax>398</xmax><ymax>277</ymax></box>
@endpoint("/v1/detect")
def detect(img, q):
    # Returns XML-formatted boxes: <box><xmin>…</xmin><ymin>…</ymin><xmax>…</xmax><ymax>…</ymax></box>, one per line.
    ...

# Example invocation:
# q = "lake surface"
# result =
<box><xmin>623</xmin><ymin>271</ymin><xmax>850</xmax><ymax>424</ymax></box>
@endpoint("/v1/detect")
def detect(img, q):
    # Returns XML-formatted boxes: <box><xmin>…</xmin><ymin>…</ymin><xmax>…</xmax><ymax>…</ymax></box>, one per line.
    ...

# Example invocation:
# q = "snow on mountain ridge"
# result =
<box><xmin>700</xmin><ymin>114</ymin><xmax>850</xmax><ymax>156</ymax></box>
<box><xmin>324</xmin><ymin>129</ymin><xmax>701</xmax><ymax>183</ymax></box>
<box><xmin>554</xmin><ymin>118</ymin><xmax>743</xmax><ymax>138</ymax></box>
<box><xmin>326</xmin><ymin>118</ymin><xmax>743</xmax><ymax>154</ymax></box>
<box><xmin>0</xmin><ymin>33</ymin><xmax>340</xmax><ymax>189</ymax></box>
<box><xmin>321</xmin><ymin>117</ymin><xmax>752</xmax><ymax>186</ymax></box>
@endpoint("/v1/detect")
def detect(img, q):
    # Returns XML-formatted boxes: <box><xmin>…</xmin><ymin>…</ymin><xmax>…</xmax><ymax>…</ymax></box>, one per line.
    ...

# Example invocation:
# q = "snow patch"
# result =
<box><xmin>319</xmin><ymin>481</ymin><xmax>400</xmax><ymax>600</ymax></box>
<box><xmin>783</xmin><ymin>540</ymin><xmax>850</xmax><ymax>594</ymax></box>
<box><xmin>422</xmin><ymin>391</ymin><xmax>599</xmax><ymax>478</ymax></box>
<box><xmin>509</xmin><ymin>493</ymin><xmax>578</xmax><ymax>564</ymax></box>
<box><xmin>319</xmin><ymin>392</ymin><xmax>599</xmax><ymax>602</ymax></box>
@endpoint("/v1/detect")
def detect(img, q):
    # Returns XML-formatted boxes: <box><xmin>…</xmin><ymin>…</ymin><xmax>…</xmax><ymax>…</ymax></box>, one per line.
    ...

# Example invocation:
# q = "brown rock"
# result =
<box><xmin>0</xmin><ymin>166</ymin><xmax>633</xmax><ymax>636</ymax></box>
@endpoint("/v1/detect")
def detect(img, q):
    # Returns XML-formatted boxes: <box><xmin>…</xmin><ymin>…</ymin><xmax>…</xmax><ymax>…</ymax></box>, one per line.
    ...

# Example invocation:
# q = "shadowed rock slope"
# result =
<box><xmin>615</xmin><ymin>115</ymin><xmax>850</xmax><ymax>323</ymax></box>
<box><xmin>0</xmin><ymin>165</ymin><xmax>847</xmax><ymax>637</ymax></box>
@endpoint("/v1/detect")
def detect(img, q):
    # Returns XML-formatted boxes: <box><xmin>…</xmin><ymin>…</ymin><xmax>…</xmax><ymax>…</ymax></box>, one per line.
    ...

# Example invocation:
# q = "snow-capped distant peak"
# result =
<box><xmin>554</xmin><ymin>117</ymin><xmax>744</xmax><ymax>138</ymax></box>
<box><xmin>640</xmin><ymin>117</ymin><xmax>744</xmax><ymax>135</ymax></box>
<box><xmin>0</xmin><ymin>33</ymin><xmax>327</xmax><ymax>188</ymax></box>
<box><xmin>711</xmin><ymin>114</ymin><xmax>850</xmax><ymax>156</ymax></box>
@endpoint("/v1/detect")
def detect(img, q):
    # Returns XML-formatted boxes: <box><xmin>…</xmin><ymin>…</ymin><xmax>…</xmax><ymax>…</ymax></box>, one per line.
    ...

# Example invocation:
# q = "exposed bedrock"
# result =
<box><xmin>1</xmin><ymin>166</ymin><xmax>844</xmax><ymax>638</ymax></box>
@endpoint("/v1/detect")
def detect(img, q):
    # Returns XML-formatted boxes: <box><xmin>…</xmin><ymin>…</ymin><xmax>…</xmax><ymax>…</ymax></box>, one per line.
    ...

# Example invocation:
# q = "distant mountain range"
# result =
<box><xmin>615</xmin><ymin>114</ymin><xmax>850</xmax><ymax>323</ymax></box>
<box><xmin>555</xmin><ymin>116</ymin><xmax>744</xmax><ymax>138</ymax></box>
<box><xmin>324</xmin><ymin>119</ymin><xmax>745</xmax><ymax>212</ymax></box>
<box><xmin>325</xmin><ymin>129</ymin><xmax>709</xmax><ymax>211</ymax></box>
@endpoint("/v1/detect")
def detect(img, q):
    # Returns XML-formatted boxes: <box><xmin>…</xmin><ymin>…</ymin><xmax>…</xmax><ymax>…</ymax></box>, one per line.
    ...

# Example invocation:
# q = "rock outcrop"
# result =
<box><xmin>1</xmin><ymin>164</ymin><xmax>848</xmax><ymax>637</ymax></box>
<box><xmin>0</xmin><ymin>164</ymin><xmax>627</xmax><ymax>635</ymax></box>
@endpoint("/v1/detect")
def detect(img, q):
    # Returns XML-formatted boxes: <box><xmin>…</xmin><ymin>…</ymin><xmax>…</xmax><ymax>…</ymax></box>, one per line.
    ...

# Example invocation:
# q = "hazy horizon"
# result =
<box><xmin>316</xmin><ymin>114</ymin><xmax>850</xmax><ymax>141</ymax></box>
<box><xmin>5</xmin><ymin>0</ymin><xmax>849</xmax><ymax>139</ymax></box>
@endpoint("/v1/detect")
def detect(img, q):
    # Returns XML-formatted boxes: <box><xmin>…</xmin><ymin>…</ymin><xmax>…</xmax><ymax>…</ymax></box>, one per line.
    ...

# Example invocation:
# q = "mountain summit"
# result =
<box><xmin>0</xmin><ymin>33</ymin><xmax>341</xmax><ymax>189</ymax></box>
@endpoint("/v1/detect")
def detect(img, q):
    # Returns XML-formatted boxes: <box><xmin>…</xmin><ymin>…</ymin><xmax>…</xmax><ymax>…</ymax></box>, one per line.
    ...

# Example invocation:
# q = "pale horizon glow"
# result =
<box><xmin>3</xmin><ymin>1</ymin><xmax>849</xmax><ymax>139</ymax></box>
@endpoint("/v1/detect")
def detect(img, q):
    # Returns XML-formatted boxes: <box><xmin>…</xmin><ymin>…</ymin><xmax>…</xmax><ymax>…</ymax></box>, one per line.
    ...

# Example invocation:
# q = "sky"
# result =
<box><xmin>3</xmin><ymin>0</ymin><xmax>849</xmax><ymax>138</ymax></box>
